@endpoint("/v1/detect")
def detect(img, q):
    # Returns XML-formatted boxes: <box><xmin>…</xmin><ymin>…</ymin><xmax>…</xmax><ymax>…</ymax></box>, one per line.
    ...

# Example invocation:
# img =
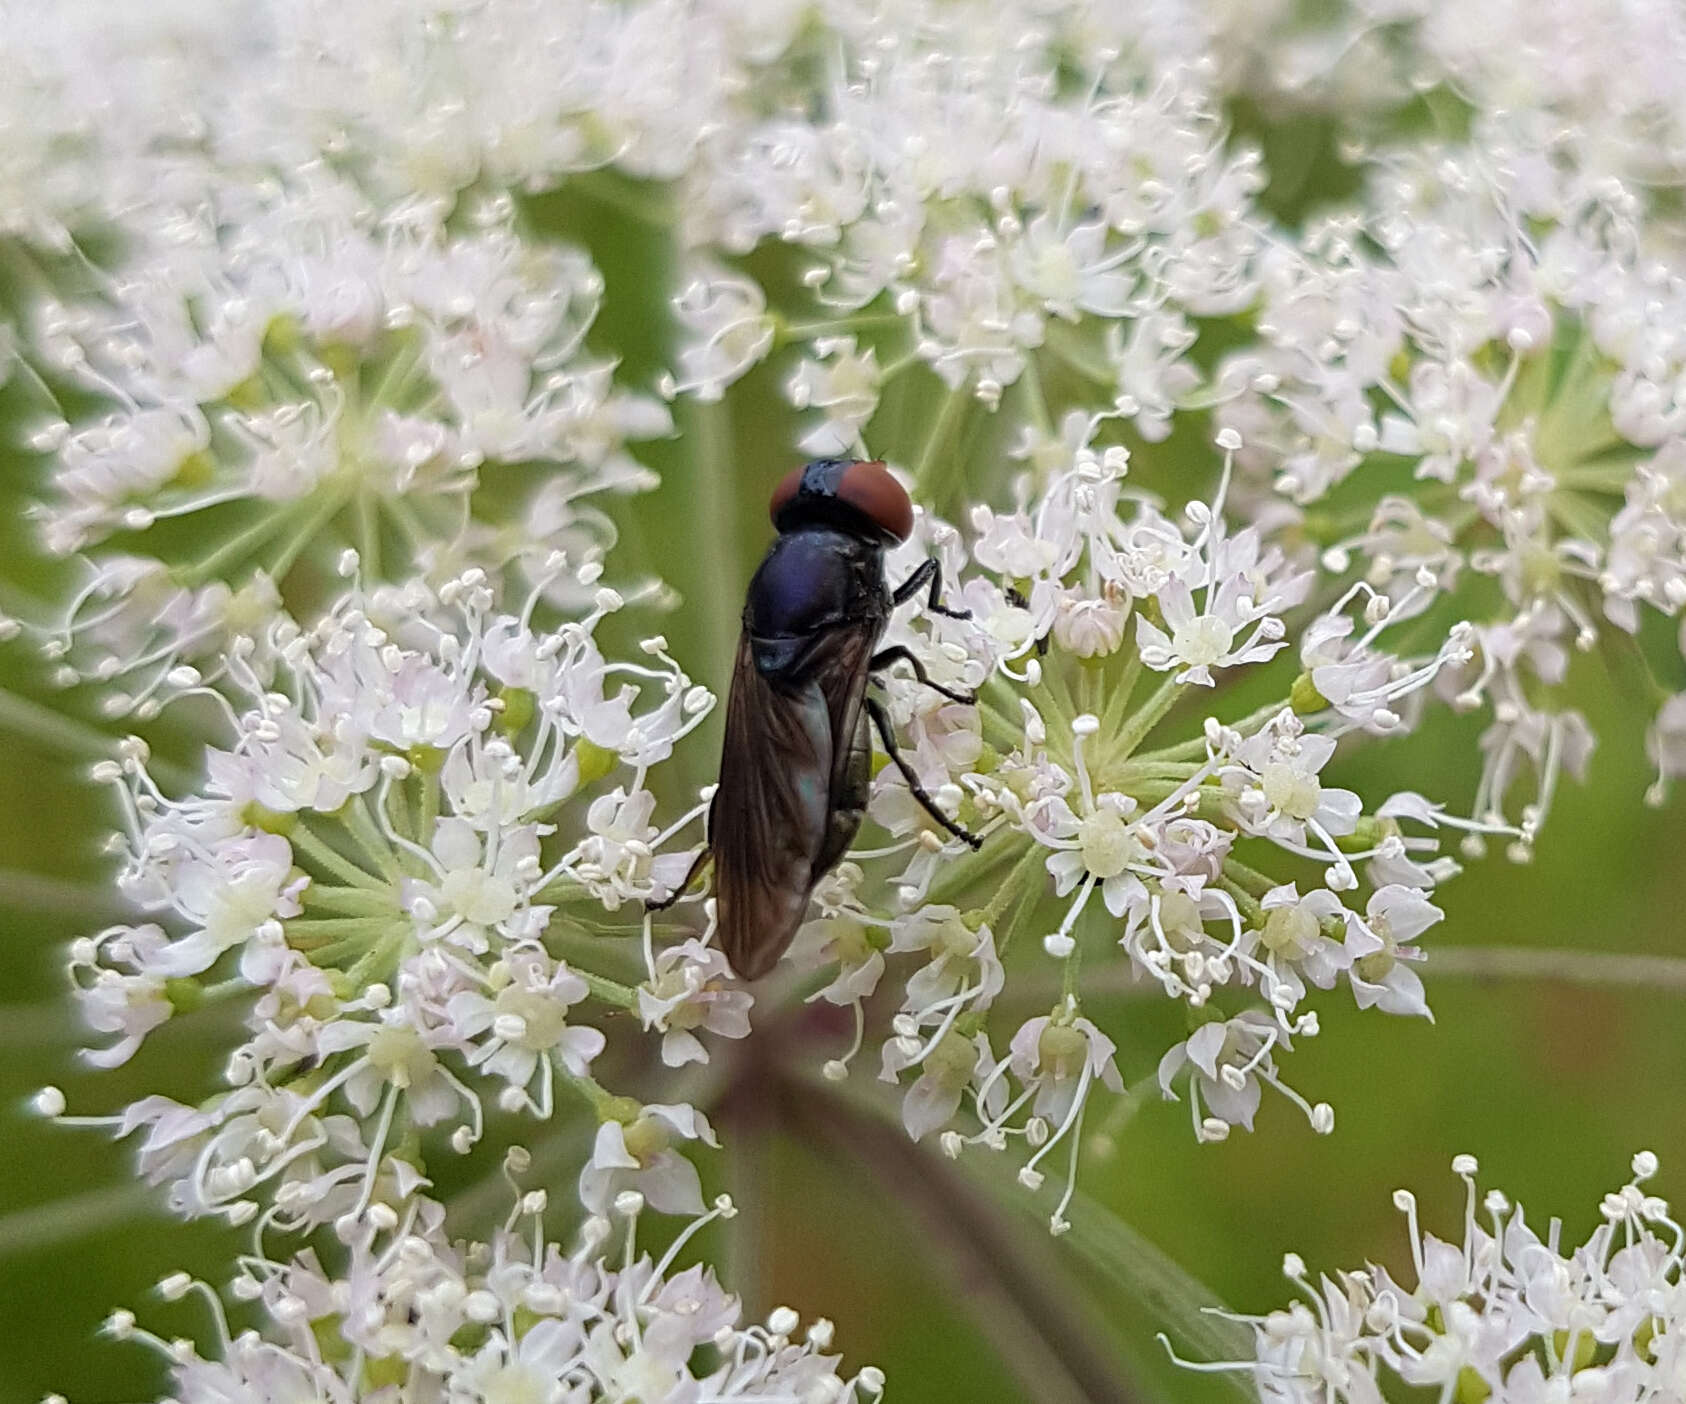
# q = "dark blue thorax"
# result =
<box><xmin>744</xmin><ymin>526</ymin><xmax>887</xmax><ymax>681</ymax></box>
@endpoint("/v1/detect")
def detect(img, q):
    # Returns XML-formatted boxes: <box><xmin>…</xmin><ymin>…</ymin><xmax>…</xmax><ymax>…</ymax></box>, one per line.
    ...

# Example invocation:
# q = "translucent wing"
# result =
<box><xmin>710</xmin><ymin>623</ymin><xmax>875</xmax><ymax>979</ymax></box>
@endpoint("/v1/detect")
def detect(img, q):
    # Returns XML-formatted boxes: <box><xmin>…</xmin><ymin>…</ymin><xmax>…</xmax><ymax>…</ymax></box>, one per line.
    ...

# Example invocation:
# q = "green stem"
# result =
<box><xmin>1113</xmin><ymin>675</ymin><xmax>1184</xmax><ymax>759</ymax></box>
<box><xmin>925</xmin><ymin>832</ymin><xmax>1023</xmax><ymax>910</ymax></box>
<box><xmin>417</xmin><ymin>768</ymin><xmax>441</xmax><ymax>845</ymax></box>
<box><xmin>1043</xmin><ymin>323</ymin><xmax>1116</xmax><ymax>385</ymax></box>
<box><xmin>1220</xmin><ymin>856</ymin><xmax>1275</xmax><ymax>897</ymax></box>
<box><xmin>0</xmin><ymin>868</ymin><xmax>130</xmax><ymax>921</ymax></box>
<box><xmin>1215</xmin><ymin>873</ymin><xmax>1264</xmax><ymax>926</ymax></box>
<box><xmin>1133</xmin><ymin>697</ymin><xmax>1287</xmax><ymax>763</ymax></box>
<box><xmin>176</xmin><ymin>502</ymin><xmax>306</xmax><ymax>586</ymax></box>
<box><xmin>0</xmin><ymin>1183</ymin><xmax>158</xmax><ymax>1260</ymax></box>
<box><xmin>577</xmin><ymin>968</ymin><xmax>640</xmax><ymax>1010</ymax></box>
<box><xmin>779</xmin><ymin>310</ymin><xmax>907</xmax><ymax>342</ymax></box>
<box><xmin>558</xmin><ymin>1066</ymin><xmax>626</xmax><ymax>1120</ymax></box>
<box><xmin>1115</xmin><ymin>760</ymin><xmax>1203</xmax><ymax>786</ymax></box>
<box><xmin>341</xmin><ymin>930</ymin><xmax>405</xmax><ymax>991</ymax></box>
<box><xmin>266</xmin><ymin>487</ymin><xmax>348</xmax><ymax>583</ymax></box>
<box><xmin>337</xmin><ymin>798</ymin><xmax>404</xmax><ymax>881</ymax></box>
<box><xmin>1426</xmin><ymin>946</ymin><xmax>1686</xmax><ymax>991</ymax></box>
<box><xmin>685</xmin><ymin>398</ymin><xmax>741</xmax><ymax>683</ymax></box>
<box><xmin>568</xmin><ymin>169</ymin><xmax>677</xmax><ymax>227</ymax></box>
<box><xmin>283</xmin><ymin>915</ymin><xmax>398</xmax><ymax>948</ymax></box>
<box><xmin>912</xmin><ymin>386</ymin><xmax>970</xmax><ymax>506</ymax></box>
<box><xmin>291</xmin><ymin>823</ymin><xmax>388</xmax><ymax>891</ymax></box>
<box><xmin>1097</xmin><ymin>647</ymin><xmax>1143</xmax><ymax>740</ymax></box>
<box><xmin>356</xmin><ymin>490</ymin><xmax>381</xmax><ymax>579</ymax></box>
<box><xmin>976</xmin><ymin>840</ymin><xmax>1047</xmax><ymax>931</ymax></box>
<box><xmin>302</xmin><ymin>884</ymin><xmax>400</xmax><ymax>916</ymax></box>
<box><xmin>1020</xmin><ymin>355</ymin><xmax>1053</xmax><ymax>433</ymax></box>
<box><xmin>0</xmin><ymin>689</ymin><xmax>117</xmax><ymax>763</ymax></box>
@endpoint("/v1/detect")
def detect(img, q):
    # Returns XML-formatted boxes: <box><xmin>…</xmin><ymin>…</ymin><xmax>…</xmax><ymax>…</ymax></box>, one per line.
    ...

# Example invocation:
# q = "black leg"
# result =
<box><xmin>1005</xmin><ymin>586</ymin><xmax>1049</xmax><ymax>656</ymax></box>
<box><xmin>869</xmin><ymin>645</ymin><xmax>975</xmax><ymax>704</ymax></box>
<box><xmin>646</xmin><ymin>846</ymin><xmax>711</xmax><ymax>910</ymax></box>
<box><xmin>892</xmin><ymin>556</ymin><xmax>970</xmax><ymax>619</ymax></box>
<box><xmin>865</xmin><ymin>696</ymin><xmax>983</xmax><ymax>849</ymax></box>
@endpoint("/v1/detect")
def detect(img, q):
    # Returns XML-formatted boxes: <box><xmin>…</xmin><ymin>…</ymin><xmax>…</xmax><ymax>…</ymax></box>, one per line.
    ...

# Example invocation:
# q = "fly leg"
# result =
<box><xmin>869</xmin><ymin>645</ymin><xmax>975</xmax><ymax>704</ymax></box>
<box><xmin>864</xmin><ymin>696</ymin><xmax>983</xmax><ymax>850</ymax></box>
<box><xmin>891</xmin><ymin>557</ymin><xmax>970</xmax><ymax>619</ymax></box>
<box><xmin>646</xmin><ymin>846</ymin><xmax>712</xmax><ymax>911</ymax></box>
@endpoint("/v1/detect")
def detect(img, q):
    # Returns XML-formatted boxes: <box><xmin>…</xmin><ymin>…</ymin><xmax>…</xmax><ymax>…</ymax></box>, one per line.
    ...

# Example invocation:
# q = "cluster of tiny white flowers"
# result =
<box><xmin>100</xmin><ymin>1155</ymin><xmax>882</xmax><ymax>1404</ymax></box>
<box><xmin>8</xmin><ymin>0</ymin><xmax>1686</xmax><ymax>1396</ymax></box>
<box><xmin>1172</xmin><ymin>1152</ymin><xmax>1686</xmax><ymax>1403</ymax></box>
<box><xmin>733</xmin><ymin>441</ymin><xmax>1491</xmax><ymax>1233</ymax></box>
<box><xmin>47</xmin><ymin>555</ymin><xmax>733</xmax><ymax>1237</ymax></box>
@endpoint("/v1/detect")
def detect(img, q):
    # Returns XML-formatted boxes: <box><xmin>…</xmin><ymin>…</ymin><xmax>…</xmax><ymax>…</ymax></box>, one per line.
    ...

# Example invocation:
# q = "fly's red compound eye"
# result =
<box><xmin>769</xmin><ymin>459</ymin><xmax>914</xmax><ymax>542</ymax></box>
<box><xmin>836</xmin><ymin>460</ymin><xmax>913</xmax><ymax>542</ymax></box>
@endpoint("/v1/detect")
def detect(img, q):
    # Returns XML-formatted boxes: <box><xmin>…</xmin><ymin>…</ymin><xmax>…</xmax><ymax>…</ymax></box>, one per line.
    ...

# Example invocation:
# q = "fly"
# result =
<box><xmin>652</xmin><ymin>458</ymin><xmax>983</xmax><ymax>980</ymax></box>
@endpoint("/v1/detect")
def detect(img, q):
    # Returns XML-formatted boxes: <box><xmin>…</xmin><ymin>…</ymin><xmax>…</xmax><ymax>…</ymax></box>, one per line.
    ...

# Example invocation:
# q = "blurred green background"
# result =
<box><xmin>3</xmin><ymin>127</ymin><xmax>1685</xmax><ymax>1404</ymax></box>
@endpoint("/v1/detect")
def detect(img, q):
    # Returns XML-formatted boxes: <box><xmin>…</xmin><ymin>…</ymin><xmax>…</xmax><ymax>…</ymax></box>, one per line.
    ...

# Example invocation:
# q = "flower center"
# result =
<box><xmin>926</xmin><ymin>1029</ymin><xmax>980</xmax><ymax>1089</ymax></box>
<box><xmin>1077</xmin><ymin>809</ymin><xmax>1142</xmax><ymax>879</ymax></box>
<box><xmin>495</xmin><ymin>986</ymin><xmax>569</xmax><ymax>1049</ymax></box>
<box><xmin>1261</xmin><ymin>902</ymin><xmax>1319</xmax><ymax>958</ymax></box>
<box><xmin>367</xmin><ymin>1024</ymin><xmax>438</xmax><ymax>1089</ymax></box>
<box><xmin>441</xmin><ymin>867</ymin><xmax>518</xmax><ymax>927</ymax></box>
<box><xmin>1170</xmin><ymin>613</ymin><xmax>1234</xmax><ymax>665</ymax></box>
<box><xmin>1157</xmin><ymin>890</ymin><xmax>1205</xmax><ymax>952</ymax></box>
<box><xmin>1037</xmin><ymin>1022</ymin><xmax>1088</xmax><ymax>1080</ymax></box>
<box><xmin>1261</xmin><ymin>761</ymin><xmax>1322</xmax><ymax>821</ymax></box>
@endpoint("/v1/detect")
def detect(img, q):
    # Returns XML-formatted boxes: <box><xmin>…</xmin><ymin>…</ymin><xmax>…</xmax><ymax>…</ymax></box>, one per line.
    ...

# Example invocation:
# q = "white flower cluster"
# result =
<box><xmin>747</xmin><ymin>444</ymin><xmax>1488</xmax><ymax>1232</ymax></box>
<box><xmin>1182</xmin><ymin>1152</ymin><xmax>1686</xmax><ymax>1403</ymax></box>
<box><xmin>54</xmin><ymin>558</ymin><xmax>733</xmax><ymax>1237</ymax></box>
<box><xmin>1208</xmin><ymin>0</ymin><xmax>1686</xmax><ymax>208</ymax></box>
<box><xmin>9</xmin><ymin>0</ymin><xmax>1686</xmax><ymax>1396</ymax></box>
<box><xmin>102</xmin><ymin>1160</ymin><xmax>881</xmax><ymax>1404</ymax></box>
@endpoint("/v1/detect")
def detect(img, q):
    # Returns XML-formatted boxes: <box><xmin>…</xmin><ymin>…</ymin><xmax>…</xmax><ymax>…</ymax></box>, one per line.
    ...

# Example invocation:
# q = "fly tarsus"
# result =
<box><xmin>865</xmin><ymin>696</ymin><xmax>984</xmax><ymax>850</ymax></box>
<box><xmin>891</xmin><ymin>556</ymin><xmax>971</xmax><ymax>619</ymax></box>
<box><xmin>869</xmin><ymin>645</ymin><xmax>976</xmax><ymax>704</ymax></box>
<box><xmin>645</xmin><ymin>846</ymin><xmax>711</xmax><ymax>910</ymax></box>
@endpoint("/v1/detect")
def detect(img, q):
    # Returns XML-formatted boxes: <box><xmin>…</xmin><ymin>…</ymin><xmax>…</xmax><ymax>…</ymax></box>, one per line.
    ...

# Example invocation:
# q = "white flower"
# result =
<box><xmin>879</xmin><ymin>1029</ymin><xmax>998</xmax><ymax>1142</ymax></box>
<box><xmin>579</xmin><ymin>1104</ymin><xmax>719</xmax><ymax>1217</ymax></box>
<box><xmin>1136</xmin><ymin>570</ymin><xmax>1287</xmax><ymax>686</ymax></box>
<box><xmin>1006</xmin><ymin>1014</ymin><xmax>1124</xmax><ymax>1124</ymax></box>
<box><xmin>1206</xmin><ymin>1154</ymin><xmax>1686</xmax><ymax>1404</ymax></box>
<box><xmin>638</xmin><ymin>938</ymin><xmax>753</xmax><ymax>1067</ymax></box>
<box><xmin>1347</xmin><ymin>885</ymin><xmax>1442</xmax><ymax>1019</ymax></box>
<box><xmin>447</xmin><ymin>950</ymin><xmax>605</xmax><ymax>1106</ymax></box>
<box><xmin>664</xmin><ymin>265</ymin><xmax>776</xmax><ymax>401</ymax></box>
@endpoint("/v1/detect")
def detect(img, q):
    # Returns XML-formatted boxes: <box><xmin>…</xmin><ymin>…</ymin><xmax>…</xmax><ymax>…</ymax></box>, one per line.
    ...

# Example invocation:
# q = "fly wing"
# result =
<box><xmin>711</xmin><ymin>623</ymin><xmax>875</xmax><ymax>979</ymax></box>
